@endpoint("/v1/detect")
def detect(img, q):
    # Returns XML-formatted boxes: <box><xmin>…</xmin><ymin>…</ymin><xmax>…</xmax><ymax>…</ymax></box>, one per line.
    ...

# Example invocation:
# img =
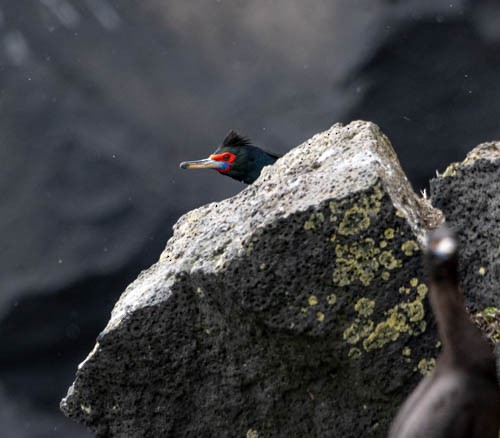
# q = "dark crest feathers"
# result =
<box><xmin>222</xmin><ymin>130</ymin><xmax>253</xmax><ymax>148</ymax></box>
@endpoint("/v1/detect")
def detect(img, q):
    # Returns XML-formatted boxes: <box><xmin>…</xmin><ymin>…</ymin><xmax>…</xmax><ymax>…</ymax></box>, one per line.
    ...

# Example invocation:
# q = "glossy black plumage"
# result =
<box><xmin>180</xmin><ymin>130</ymin><xmax>281</xmax><ymax>184</ymax></box>
<box><xmin>388</xmin><ymin>226</ymin><xmax>500</xmax><ymax>438</ymax></box>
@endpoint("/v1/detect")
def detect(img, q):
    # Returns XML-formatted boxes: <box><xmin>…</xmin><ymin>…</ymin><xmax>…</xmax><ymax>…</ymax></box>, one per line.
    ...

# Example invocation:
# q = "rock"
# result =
<box><xmin>430</xmin><ymin>142</ymin><xmax>500</xmax><ymax>310</ymax></box>
<box><xmin>430</xmin><ymin>142</ymin><xmax>500</xmax><ymax>377</ymax></box>
<box><xmin>61</xmin><ymin>121</ymin><xmax>443</xmax><ymax>437</ymax></box>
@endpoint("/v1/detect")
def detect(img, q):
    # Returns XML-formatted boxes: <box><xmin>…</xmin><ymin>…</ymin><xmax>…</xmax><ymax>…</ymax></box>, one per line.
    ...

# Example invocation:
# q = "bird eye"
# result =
<box><xmin>223</xmin><ymin>154</ymin><xmax>231</xmax><ymax>161</ymax></box>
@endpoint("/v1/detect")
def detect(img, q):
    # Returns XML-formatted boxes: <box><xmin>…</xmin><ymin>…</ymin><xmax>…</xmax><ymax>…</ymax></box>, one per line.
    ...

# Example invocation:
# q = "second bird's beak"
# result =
<box><xmin>180</xmin><ymin>158</ymin><xmax>228</xmax><ymax>170</ymax></box>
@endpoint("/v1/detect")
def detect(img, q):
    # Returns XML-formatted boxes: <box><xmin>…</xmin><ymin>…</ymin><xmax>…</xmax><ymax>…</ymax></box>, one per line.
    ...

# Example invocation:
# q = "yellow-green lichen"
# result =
<box><xmin>478</xmin><ymin>266</ymin><xmax>487</xmax><ymax>276</ymax></box>
<box><xmin>379</xmin><ymin>250</ymin><xmax>402</xmax><ymax>270</ymax></box>
<box><xmin>400</xmin><ymin>300</ymin><xmax>425</xmax><ymax>322</ymax></box>
<box><xmin>363</xmin><ymin>317</ymin><xmax>401</xmax><ymax>351</ymax></box>
<box><xmin>304</xmin><ymin>212</ymin><xmax>324</xmax><ymax>230</ymax></box>
<box><xmin>259</xmin><ymin>263</ymin><xmax>267</xmax><ymax>271</ymax></box>
<box><xmin>246</xmin><ymin>428</ymin><xmax>259</xmax><ymax>438</ymax></box>
<box><xmin>399</xmin><ymin>286</ymin><xmax>411</xmax><ymax>295</ymax></box>
<box><xmin>417</xmin><ymin>284</ymin><xmax>428</xmax><ymax>298</ymax></box>
<box><xmin>418</xmin><ymin>320</ymin><xmax>427</xmax><ymax>333</ymax></box>
<box><xmin>333</xmin><ymin>238</ymin><xmax>380</xmax><ymax>286</ymax></box>
<box><xmin>338</xmin><ymin>205</ymin><xmax>371</xmax><ymax>236</ymax></box>
<box><xmin>329</xmin><ymin>201</ymin><xmax>339</xmax><ymax>215</ymax></box>
<box><xmin>316</xmin><ymin>311</ymin><xmax>325</xmax><ymax>322</ymax></box>
<box><xmin>442</xmin><ymin>162</ymin><xmax>460</xmax><ymax>177</ymax></box>
<box><xmin>483</xmin><ymin>306</ymin><xmax>498</xmax><ymax>318</ymax></box>
<box><xmin>308</xmin><ymin>295</ymin><xmax>318</xmax><ymax>306</ymax></box>
<box><xmin>333</xmin><ymin>183</ymin><xmax>384</xmax><ymax>235</ymax></box>
<box><xmin>384</xmin><ymin>228</ymin><xmax>395</xmax><ymax>239</ymax></box>
<box><xmin>330</xmin><ymin>185</ymin><xmax>405</xmax><ymax>287</ymax></box>
<box><xmin>80</xmin><ymin>404</ymin><xmax>92</xmax><ymax>415</ymax></box>
<box><xmin>343</xmin><ymin>321</ymin><xmax>361</xmax><ymax>345</ymax></box>
<box><xmin>417</xmin><ymin>358</ymin><xmax>436</xmax><ymax>375</ymax></box>
<box><xmin>471</xmin><ymin>306</ymin><xmax>500</xmax><ymax>343</ymax></box>
<box><xmin>348</xmin><ymin>347</ymin><xmax>362</xmax><ymax>360</ymax></box>
<box><xmin>327</xmin><ymin>294</ymin><xmax>337</xmax><ymax>305</ymax></box>
<box><xmin>345</xmin><ymin>278</ymin><xmax>428</xmax><ymax>353</ymax></box>
<box><xmin>354</xmin><ymin>297</ymin><xmax>375</xmax><ymax>317</ymax></box>
<box><xmin>401</xmin><ymin>240</ymin><xmax>419</xmax><ymax>257</ymax></box>
<box><xmin>343</xmin><ymin>319</ymin><xmax>374</xmax><ymax>345</ymax></box>
<box><xmin>402</xmin><ymin>346</ymin><xmax>411</xmax><ymax>357</ymax></box>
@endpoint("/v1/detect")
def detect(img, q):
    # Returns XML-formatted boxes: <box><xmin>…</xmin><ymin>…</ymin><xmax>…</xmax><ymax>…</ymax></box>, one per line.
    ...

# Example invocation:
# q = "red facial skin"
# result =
<box><xmin>209</xmin><ymin>152</ymin><xmax>237</xmax><ymax>173</ymax></box>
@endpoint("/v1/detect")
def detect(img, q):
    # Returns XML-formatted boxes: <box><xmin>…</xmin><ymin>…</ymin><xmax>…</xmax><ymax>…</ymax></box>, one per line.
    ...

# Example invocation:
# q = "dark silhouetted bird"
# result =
<box><xmin>388</xmin><ymin>226</ymin><xmax>500</xmax><ymax>438</ymax></box>
<box><xmin>180</xmin><ymin>130</ymin><xmax>281</xmax><ymax>184</ymax></box>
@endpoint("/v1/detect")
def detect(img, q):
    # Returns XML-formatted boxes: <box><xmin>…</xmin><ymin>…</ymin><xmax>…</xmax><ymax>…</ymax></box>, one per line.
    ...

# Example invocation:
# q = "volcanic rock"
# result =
<box><xmin>61</xmin><ymin>121</ymin><xmax>443</xmax><ymax>437</ymax></box>
<box><xmin>431</xmin><ymin>142</ymin><xmax>500</xmax><ymax>310</ymax></box>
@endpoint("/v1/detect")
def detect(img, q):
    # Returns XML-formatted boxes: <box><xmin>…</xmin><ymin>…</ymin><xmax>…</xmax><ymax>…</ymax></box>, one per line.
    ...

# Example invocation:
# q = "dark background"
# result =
<box><xmin>1</xmin><ymin>1</ymin><xmax>499</xmax><ymax>436</ymax></box>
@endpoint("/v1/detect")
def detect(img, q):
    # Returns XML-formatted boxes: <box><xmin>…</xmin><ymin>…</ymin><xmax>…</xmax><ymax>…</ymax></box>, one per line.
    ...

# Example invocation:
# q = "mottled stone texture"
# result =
<box><xmin>431</xmin><ymin>142</ymin><xmax>500</xmax><ymax>310</ymax></box>
<box><xmin>61</xmin><ymin>121</ymin><xmax>442</xmax><ymax>437</ymax></box>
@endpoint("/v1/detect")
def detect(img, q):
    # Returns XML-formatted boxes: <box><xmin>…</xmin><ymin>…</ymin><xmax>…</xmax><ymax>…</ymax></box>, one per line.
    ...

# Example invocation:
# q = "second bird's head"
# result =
<box><xmin>425</xmin><ymin>225</ymin><xmax>459</xmax><ymax>283</ymax></box>
<box><xmin>180</xmin><ymin>130</ymin><xmax>280</xmax><ymax>185</ymax></box>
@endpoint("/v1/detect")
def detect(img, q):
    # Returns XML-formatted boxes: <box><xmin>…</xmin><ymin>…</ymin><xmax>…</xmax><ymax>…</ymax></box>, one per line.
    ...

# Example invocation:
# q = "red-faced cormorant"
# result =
<box><xmin>388</xmin><ymin>226</ymin><xmax>500</xmax><ymax>438</ymax></box>
<box><xmin>179</xmin><ymin>130</ymin><xmax>281</xmax><ymax>184</ymax></box>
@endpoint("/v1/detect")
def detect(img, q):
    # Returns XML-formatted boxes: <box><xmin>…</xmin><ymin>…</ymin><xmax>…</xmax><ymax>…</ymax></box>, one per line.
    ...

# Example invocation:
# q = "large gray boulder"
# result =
<box><xmin>61</xmin><ymin>121</ymin><xmax>445</xmax><ymax>437</ymax></box>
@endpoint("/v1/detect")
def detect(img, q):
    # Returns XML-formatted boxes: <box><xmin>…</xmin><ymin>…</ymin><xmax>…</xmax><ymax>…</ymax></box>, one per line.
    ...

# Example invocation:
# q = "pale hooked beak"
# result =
<box><xmin>179</xmin><ymin>158</ymin><xmax>229</xmax><ymax>170</ymax></box>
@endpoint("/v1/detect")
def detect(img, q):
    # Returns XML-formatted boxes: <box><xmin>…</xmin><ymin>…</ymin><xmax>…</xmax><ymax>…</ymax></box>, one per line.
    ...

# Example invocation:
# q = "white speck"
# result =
<box><xmin>58</xmin><ymin>259</ymin><xmax>63</xmax><ymax>264</ymax></box>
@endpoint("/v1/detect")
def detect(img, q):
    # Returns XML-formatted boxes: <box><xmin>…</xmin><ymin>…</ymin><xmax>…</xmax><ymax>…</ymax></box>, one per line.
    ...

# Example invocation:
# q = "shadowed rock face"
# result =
<box><xmin>430</xmin><ymin>143</ymin><xmax>500</xmax><ymax>310</ymax></box>
<box><xmin>61</xmin><ymin>121</ymin><xmax>443</xmax><ymax>437</ymax></box>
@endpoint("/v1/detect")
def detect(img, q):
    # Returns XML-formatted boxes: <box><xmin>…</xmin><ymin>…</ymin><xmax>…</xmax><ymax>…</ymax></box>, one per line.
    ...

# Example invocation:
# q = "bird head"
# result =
<box><xmin>424</xmin><ymin>225</ymin><xmax>459</xmax><ymax>283</ymax></box>
<box><xmin>180</xmin><ymin>130</ymin><xmax>280</xmax><ymax>184</ymax></box>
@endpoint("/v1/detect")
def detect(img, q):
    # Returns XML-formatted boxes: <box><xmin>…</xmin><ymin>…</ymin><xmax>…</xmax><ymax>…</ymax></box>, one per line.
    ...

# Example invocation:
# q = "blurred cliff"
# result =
<box><xmin>0</xmin><ymin>0</ymin><xmax>499</xmax><ymax>436</ymax></box>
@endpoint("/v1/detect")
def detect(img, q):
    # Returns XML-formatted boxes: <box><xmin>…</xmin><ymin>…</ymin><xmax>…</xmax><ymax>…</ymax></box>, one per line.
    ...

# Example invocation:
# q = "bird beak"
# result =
<box><xmin>179</xmin><ymin>158</ymin><xmax>227</xmax><ymax>170</ymax></box>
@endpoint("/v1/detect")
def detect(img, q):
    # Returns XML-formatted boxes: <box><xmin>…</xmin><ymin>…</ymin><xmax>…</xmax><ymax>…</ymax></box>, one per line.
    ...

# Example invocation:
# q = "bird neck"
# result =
<box><xmin>429</xmin><ymin>276</ymin><xmax>495</xmax><ymax>376</ymax></box>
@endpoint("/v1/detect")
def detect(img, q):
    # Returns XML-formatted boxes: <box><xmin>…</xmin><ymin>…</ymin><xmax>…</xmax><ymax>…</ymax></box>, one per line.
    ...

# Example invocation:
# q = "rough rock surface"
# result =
<box><xmin>430</xmin><ymin>142</ymin><xmax>500</xmax><ymax>310</ymax></box>
<box><xmin>61</xmin><ymin>121</ymin><xmax>443</xmax><ymax>437</ymax></box>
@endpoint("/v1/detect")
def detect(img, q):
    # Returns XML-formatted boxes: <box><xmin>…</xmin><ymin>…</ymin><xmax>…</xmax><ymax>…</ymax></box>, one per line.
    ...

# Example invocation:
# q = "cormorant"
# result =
<box><xmin>179</xmin><ymin>130</ymin><xmax>281</xmax><ymax>184</ymax></box>
<box><xmin>388</xmin><ymin>226</ymin><xmax>500</xmax><ymax>438</ymax></box>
